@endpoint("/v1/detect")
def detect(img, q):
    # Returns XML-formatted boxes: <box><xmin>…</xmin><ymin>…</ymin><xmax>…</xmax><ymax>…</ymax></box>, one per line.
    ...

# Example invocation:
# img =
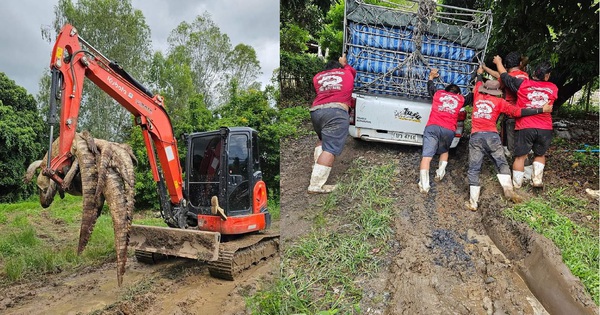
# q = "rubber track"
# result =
<box><xmin>135</xmin><ymin>250</ymin><xmax>156</xmax><ymax>264</ymax></box>
<box><xmin>208</xmin><ymin>237</ymin><xmax>279</xmax><ymax>280</ymax></box>
<box><xmin>135</xmin><ymin>250</ymin><xmax>168</xmax><ymax>264</ymax></box>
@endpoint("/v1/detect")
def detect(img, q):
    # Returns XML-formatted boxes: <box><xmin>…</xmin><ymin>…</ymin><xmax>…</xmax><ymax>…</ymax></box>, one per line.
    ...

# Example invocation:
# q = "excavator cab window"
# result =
<box><xmin>252</xmin><ymin>132</ymin><xmax>261</xmax><ymax>171</ymax></box>
<box><xmin>187</xmin><ymin>134</ymin><xmax>222</xmax><ymax>212</ymax></box>
<box><xmin>226</xmin><ymin>133</ymin><xmax>251</xmax><ymax>215</ymax></box>
<box><xmin>185</xmin><ymin>128</ymin><xmax>257</xmax><ymax>217</ymax></box>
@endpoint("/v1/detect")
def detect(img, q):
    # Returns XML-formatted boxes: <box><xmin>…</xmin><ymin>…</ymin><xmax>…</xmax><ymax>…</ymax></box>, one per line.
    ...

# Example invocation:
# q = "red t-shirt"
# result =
<box><xmin>471</xmin><ymin>81</ymin><xmax>524</xmax><ymax>133</ymax></box>
<box><xmin>499</xmin><ymin>69</ymin><xmax>529</xmax><ymax>105</ymax></box>
<box><xmin>425</xmin><ymin>90</ymin><xmax>465</xmax><ymax>131</ymax></box>
<box><xmin>515</xmin><ymin>79</ymin><xmax>557</xmax><ymax>130</ymax></box>
<box><xmin>312</xmin><ymin>64</ymin><xmax>357</xmax><ymax>107</ymax></box>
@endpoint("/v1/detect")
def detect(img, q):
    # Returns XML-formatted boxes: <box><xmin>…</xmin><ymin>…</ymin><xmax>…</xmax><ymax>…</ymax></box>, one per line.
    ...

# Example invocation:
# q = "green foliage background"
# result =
<box><xmin>0</xmin><ymin>73</ymin><xmax>46</xmax><ymax>203</ymax></box>
<box><xmin>0</xmin><ymin>0</ymin><xmax>286</xmax><ymax>209</ymax></box>
<box><xmin>284</xmin><ymin>0</ymin><xmax>599</xmax><ymax>112</ymax></box>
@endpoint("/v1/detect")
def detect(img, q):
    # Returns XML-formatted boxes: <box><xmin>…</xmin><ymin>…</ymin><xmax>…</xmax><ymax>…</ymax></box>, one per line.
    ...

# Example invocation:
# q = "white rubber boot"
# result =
<box><xmin>464</xmin><ymin>186</ymin><xmax>480</xmax><ymax>211</ymax></box>
<box><xmin>435</xmin><ymin>161</ymin><xmax>447</xmax><ymax>181</ymax></box>
<box><xmin>497</xmin><ymin>174</ymin><xmax>523</xmax><ymax>203</ymax></box>
<box><xmin>532</xmin><ymin>162</ymin><xmax>545</xmax><ymax>187</ymax></box>
<box><xmin>308</xmin><ymin>164</ymin><xmax>336</xmax><ymax>194</ymax></box>
<box><xmin>418</xmin><ymin>170</ymin><xmax>430</xmax><ymax>193</ymax></box>
<box><xmin>512</xmin><ymin>170</ymin><xmax>525</xmax><ymax>188</ymax></box>
<box><xmin>313</xmin><ymin>145</ymin><xmax>323</xmax><ymax>164</ymax></box>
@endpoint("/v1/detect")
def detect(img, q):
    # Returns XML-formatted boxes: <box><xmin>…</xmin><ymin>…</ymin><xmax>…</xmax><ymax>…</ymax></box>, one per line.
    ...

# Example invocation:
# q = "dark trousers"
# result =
<box><xmin>468</xmin><ymin>132</ymin><xmax>511</xmax><ymax>186</ymax></box>
<box><xmin>501</xmin><ymin>117</ymin><xmax>516</xmax><ymax>154</ymax></box>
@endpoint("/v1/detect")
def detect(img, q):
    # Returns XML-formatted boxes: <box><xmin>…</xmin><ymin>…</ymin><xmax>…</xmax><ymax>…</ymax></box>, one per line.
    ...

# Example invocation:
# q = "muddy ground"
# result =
<box><xmin>281</xmin><ymin>119</ymin><xmax>598</xmax><ymax>314</ymax></box>
<box><xmin>0</xmin><ymin>224</ymin><xmax>279</xmax><ymax>315</ymax></box>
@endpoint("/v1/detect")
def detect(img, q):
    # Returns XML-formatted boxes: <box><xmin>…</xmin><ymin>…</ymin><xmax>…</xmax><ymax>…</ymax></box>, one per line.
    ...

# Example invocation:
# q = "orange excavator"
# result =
<box><xmin>42</xmin><ymin>24</ymin><xmax>278</xmax><ymax>279</ymax></box>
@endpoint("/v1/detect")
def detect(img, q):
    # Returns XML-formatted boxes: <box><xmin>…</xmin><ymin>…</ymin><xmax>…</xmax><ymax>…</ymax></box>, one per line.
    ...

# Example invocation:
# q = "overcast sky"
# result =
<box><xmin>0</xmin><ymin>0</ymin><xmax>279</xmax><ymax>97</ymax></box>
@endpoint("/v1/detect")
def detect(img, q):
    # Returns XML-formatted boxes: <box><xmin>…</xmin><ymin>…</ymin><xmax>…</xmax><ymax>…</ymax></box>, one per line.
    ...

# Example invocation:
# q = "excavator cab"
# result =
<box><xmin>184</xmin><ymin>127</ymin><xmax>271</xmax><ymax>234</ymax></box>
<box><xmin>131</xmin><ymin>127</ymin><xmax>277</xmax><ymax>277</ymax></box>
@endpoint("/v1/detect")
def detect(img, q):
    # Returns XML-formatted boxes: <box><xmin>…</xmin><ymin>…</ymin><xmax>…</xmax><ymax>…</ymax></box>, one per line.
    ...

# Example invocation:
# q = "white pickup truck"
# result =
<box><xmin>345</xmin><ymin>0</ymin><xmax>492</xmax><ymax>148</ymax></box>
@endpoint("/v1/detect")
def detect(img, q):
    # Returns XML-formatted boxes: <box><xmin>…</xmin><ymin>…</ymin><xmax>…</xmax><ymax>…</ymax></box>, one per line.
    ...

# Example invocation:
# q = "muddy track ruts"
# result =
<box><xmin>281</xmin><ymin>129</ymin><xmax>596</xmax><ymax>314</ymax></box>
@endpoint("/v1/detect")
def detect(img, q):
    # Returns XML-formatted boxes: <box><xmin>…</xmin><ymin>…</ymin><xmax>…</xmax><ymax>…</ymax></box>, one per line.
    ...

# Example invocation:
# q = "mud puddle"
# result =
<box><xmin>2</xmin><ymin>252</ymin><xmax>278</xmax><ymax>315</ymax></box>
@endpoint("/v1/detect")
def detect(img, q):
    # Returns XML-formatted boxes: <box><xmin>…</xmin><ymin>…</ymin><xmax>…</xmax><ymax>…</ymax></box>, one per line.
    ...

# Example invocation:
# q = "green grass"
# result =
<box><xmin>133</xmin><ymin>211</ymin><xmax>168</xmax><ymax>227</ymax></box>
<box><xmin>504</xmin><ymin>191</ymin><xmax>599</xmax><ymax>305</ymax></box>
<box><xmin>247</xmin><ymin>159</ymin><xmax>396</xmax><ymax>314</ymax></box>
<box><xmin>0</xmin><ymin>194</ymin><xmax>116</xmax><ymax>284</ymax></box>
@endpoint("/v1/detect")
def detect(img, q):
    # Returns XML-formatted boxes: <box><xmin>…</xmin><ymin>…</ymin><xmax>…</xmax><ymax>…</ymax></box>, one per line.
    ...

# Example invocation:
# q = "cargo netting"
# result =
<box><xmin>345</xmin><ymin>0</ymin><xmax>492</xmax><ymax>99</ymax></box>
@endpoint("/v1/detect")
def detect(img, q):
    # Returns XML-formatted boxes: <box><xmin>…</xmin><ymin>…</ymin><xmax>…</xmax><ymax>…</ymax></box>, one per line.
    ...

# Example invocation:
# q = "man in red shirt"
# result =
<box><xmin>493</xmin><ymin>56</ymin><xmax>558</xmax><ymax>188</ymax></box>
<box><xmin>483</xmin><ymin>51</ymin><xmax>529</xmax><ymax>156</ymax></box>
<box><xmin>464</xmin><ymin>65</ymin><xmax>552</xmax><ymax>211</ymax></box>
<box><xmin>308</xmin><ymin>54</ymin><xmax>356</xmax><ymax>194</ymax></box>
<box><xmin>418</xmin><ymin>68</ymin><xmax>472</xmax><ymax>193</ymax></box>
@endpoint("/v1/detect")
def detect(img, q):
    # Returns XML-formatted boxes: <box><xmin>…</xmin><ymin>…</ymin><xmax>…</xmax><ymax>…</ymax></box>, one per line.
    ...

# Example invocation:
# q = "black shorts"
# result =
<box><xmin>514</xmin><ymin>128</ymin><xmax>553</xmax><ymax>157</ymax></box>
<box><xmin>310</xmin><ymin>108</ymin><xmax>350</xmax><ymax>156</ymax></box>
<box><xmin>421</xmin><ymin>125</ymin><xmax>455</xmax><ymax>157</ymax></box>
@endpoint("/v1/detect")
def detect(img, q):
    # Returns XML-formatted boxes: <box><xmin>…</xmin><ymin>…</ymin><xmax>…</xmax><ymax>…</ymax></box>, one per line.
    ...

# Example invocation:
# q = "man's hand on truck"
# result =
<box><xmin>477</xmin><ymin>65</ymin><xmax>484</xmax><ymax>75</ymax></box>
<box><xmin>429</xmin><ymin>68</ymin><xmax>439</xmax><ymax>80</ymax></box>
<box><xmin>339</xmin><ymin>54</ymin><xmax>348</xmax><ymax>66</ymax></box>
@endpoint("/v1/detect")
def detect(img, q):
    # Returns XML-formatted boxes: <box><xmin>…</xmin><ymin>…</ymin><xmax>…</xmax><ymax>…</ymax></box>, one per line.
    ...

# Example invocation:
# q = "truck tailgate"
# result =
<box><xmin>353</xmin><ymin>94</ymin><xmax>431</xmax><ymax>145</ymax></box>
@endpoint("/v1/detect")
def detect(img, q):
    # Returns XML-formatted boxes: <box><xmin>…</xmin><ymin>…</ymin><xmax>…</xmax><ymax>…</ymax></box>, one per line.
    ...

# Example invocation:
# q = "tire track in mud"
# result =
<box><xmin>386</xmin><ymin>143</ymin><xmax>543</xmax><ymax>314</ymax></box>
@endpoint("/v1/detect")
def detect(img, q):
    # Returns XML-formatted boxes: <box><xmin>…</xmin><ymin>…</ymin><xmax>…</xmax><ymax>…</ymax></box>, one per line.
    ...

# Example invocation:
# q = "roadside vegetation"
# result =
<box><xmin>248</xmin><ymin>160</ymin><xmax>397</xmax><ymax>314</ymax></box>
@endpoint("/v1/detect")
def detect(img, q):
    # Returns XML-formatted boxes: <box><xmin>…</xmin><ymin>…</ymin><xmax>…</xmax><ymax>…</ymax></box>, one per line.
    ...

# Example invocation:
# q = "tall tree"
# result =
<box><xmin>0</xmin><ymin>73</ymin><xmax>46</xmax><ymax>202</ymax></box>
<box><xmin>443</xmin><ymin>0</ymin><xmax>599</xmax><ymax>109</ymax></box>
<box><xmin>280</xmin><ymin>0</ymin><xmax>328</xmax><ymax>108</ymax></box>
<box><xmin>43</xmin><ymin>0</ymin><xmax>152</xmax><ymax>141</ymax></box>
<box><xmin>168</xmin><ymin>13</ymin><xmax>230</xmax><ymax>109</ymax></box>
<box><xmin>167</xmin><ymin>13</ymin><xmax>262</xmax><ymax>109</ymax></box>
<box><xmin>147</xmin><ymin>49</ymin><xmax>196</xmax><ymax>125</ymax></box>
<box><xmin>227</xmin><ymin>44</ymin><xmax>262</xmax><ymax>91</ymax></box>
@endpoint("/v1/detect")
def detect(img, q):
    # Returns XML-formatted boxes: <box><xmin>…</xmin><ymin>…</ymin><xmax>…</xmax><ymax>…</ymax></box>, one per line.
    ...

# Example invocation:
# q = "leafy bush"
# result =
<box><xmin>0</xmin><ymin>73</ymin><xmax>46</xmax><ymax>203</ymax></box>
<box><xmin>280</xmin><ymin>51</ymin><xmax>324</xmax><ymax>109</ymax></box>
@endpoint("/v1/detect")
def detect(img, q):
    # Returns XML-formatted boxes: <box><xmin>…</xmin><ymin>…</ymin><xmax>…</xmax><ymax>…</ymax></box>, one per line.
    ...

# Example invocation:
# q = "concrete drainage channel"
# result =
<box><xmin>483</xmin><ymin>214</ymin><xmax>598</xmax><ymax>315</ymax></box>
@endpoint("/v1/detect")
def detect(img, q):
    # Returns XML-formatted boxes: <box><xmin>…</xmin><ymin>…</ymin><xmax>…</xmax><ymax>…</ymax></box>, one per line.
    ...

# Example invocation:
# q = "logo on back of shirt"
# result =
<box><xmin>526</xmin><ymin>89</ymin><xmax>550</xmax><ymax>108</ymax></box>
<box><xmin>438</xmin><ymin>94</ymin><xmax>459</xmax><ymax>114</ymax></box>
<box><xmin>473</xmin><ymin>100</ymin><xmax>494</xmax><ymax>120</ymax></box>
<box><xmin>318</xmin><ymin>73</ymin><xmax>343</xmax><ymax>92</ymax></box>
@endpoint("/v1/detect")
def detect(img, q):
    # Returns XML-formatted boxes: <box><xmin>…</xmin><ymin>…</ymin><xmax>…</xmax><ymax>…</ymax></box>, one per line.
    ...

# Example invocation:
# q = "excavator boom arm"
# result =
<box><xmin>45</xmin><ymin>24</ymin><xmax>184</xmax><ymax>205</ymax></box>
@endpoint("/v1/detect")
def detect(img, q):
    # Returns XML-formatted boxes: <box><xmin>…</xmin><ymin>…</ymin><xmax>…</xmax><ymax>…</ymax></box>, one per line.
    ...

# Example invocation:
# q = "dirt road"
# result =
<box><xmin>281</xmin><ymin>122</ymin><xmax>597</xmax><ymax>314</ymax></box>
<box><xmin>1</xmin><ymin>253</ymin><xmax>278</xmax><ymax>315</ymax></box>
<box><xmin>1</xmin><ymin>217</ymin><xmax>280</xmax><ymax>315</ymax></box>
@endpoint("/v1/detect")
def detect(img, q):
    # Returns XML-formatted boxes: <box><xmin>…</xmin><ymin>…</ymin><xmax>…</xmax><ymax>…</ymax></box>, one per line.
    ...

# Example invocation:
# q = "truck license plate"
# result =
<box><xmin>392</xmin><ymin>132</ymin><xmax>418</xmax><ymax>142</ymax></box>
